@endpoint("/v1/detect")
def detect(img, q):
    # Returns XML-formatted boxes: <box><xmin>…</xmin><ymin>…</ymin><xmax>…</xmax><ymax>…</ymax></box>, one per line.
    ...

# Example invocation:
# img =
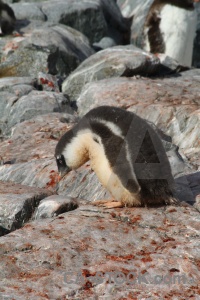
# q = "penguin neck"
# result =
<box><xmin>63</xmin><ymin>129</ymin><xmax>103</xmax><ymax>170</ymax></box>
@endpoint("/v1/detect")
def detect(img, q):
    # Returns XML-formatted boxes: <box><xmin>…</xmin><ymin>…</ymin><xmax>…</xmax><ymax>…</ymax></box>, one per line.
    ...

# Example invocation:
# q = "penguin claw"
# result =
<box><xmin>167</xmin><ymin>197</ymin><xmax>179</xmax><ymax>206</ymax></box>
<box><xmin>92</xmin><ymin>200</ymin><xmax>109</xmax><ymax>206</ymax></box>
<box><xmin>103</xmin><ymin>201</ymin><xmax>124</xmax><ymax>209</ymax></box>
<box><xmin>93</xmin><ymin>200</ymin><xmax>123</xmax><ymax>209</ymax></box>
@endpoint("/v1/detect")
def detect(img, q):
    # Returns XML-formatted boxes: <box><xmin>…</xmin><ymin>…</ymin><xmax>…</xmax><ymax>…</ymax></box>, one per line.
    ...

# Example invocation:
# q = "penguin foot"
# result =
<box><xmin>92</xmin><ymin>199</ymin><xmax>123</xmax><ymax>209</ymax></box>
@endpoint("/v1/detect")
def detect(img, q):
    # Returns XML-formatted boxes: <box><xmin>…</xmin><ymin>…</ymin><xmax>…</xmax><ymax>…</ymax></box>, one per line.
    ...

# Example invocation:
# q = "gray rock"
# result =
<box><xmin>62</xmin><ymin>45</ymin><xmax>161</xmax><ymax>101</ymax></box>
<box><xmin>2</xmin><ymin>0</ymin><xmax>13</xmax><ymax>4</ymax></box>
<box><xmin>194</xmin><ymin>194</ymin><xmax>200</xmax><ymax>212</ymax></box>
<box><xmin>34</xmin><ymin>195</ymin><xmax>79</xmax><ymax>219</ymax></box>
<box><xmin>0</xmin><ymin>158</ymin><xmax>57</xmax><ymax>188</ymax></box>
<box><xmin>0</xmin><ymin>24</ymin><xmax>94</xmax><ymax>78</ymax></box>
<box><xmin>0</xmin><ymin>76</ymin><xmax>77</xmax><ymax>136</ymax></box>
<box><xmin>117</xmin><ymin>0</ymin><xmax>146</xmax><ymax>18</ymax></box>
<box><xmin>0</xmin><ymin>77</ymin><xmax>34</xmax><ymax>92</ymax></box>
<box><xmin>2</xmin><ymin>90</ymin><xmax>72</xmax><ymax>134</ymax></box>
<box><xmin>157</xmin><ymin>54</ymin><xmax>190</xmax><ymax>73</ymax></box>
<box><xmin>57</xmin><ymin>163</ymin><xmax>109</xmax><ymax>201</ymax></box>
<box><xmin>0</xmin><ymin>113</ymin><xmax>76</xmax><ymax>189</ymax></box>
<box><xmin>93</xmin><ymin>36</ymin><xmax>117</xmax><ymax>51</ymax></box>
<box><xmin>100</xmin><ymin>0</ymin><xmax>132</xmax><ymax>45</ymax></box>
<box><xmin>40</xmin><ymin>0</ymin><xmax>130</xmax><ymax>45</ymax></box>
<box><xmin>0</xmin><ymin>159</ymin><xmax>109</xmax><ymax>203</ymax></box>
<box><xmin>0</xmin><ymin>203</ymin><xmax>199</xmax><ymax>298</ymax></box>
<box><xmin>40</xmin><ymin>0</ymin><xmax>107</xmax><ymax>44</ymax></box>
<box><xmin>10</xmin><ymin>0</ymin><xmax>46</xmax><ymax>2</ymax></box>
<box><xmin>0</xmin><ymin>112</ymin><xmax>76</xmax><ymax>162</ymax></box>
<box><xmin>11</xmin><ymin>2</ymin><xmax>46</xmax><ymax>21</ymax></box>
<box><xmin>0</xmin><ymin>77</ymin><xmax>35</xmax><ymax>135</ymax></box>
<box><xmin>175</xmin><ymin>171</ymin><xmax>200</xmax><ymax>206</ymax></box>
<box><xmin>166</xmin><ymin>144</ymin><xmax>191</xmax><ymax>178</ymax></box>
<box><xmin>0</xmin><ymin>91</ymin><xmax>17</xmax><ymax>135</ymax></box>
<box><xmin>0</xmin><ymin>181</ymin><xmax>52</xmax><ymax>235</ymax></box>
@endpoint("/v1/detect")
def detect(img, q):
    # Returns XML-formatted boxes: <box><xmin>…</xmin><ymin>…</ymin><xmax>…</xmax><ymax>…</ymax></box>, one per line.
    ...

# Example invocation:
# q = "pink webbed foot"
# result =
<box><xmin>92</xmin><ymin>199</ymin><xmax>123</xmax><ymax>209</ymax></box>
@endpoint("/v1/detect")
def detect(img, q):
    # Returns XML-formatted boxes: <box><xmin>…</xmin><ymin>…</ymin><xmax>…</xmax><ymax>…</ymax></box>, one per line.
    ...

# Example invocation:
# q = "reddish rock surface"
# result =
<box><xmin>0</xmin><ymin>113</ymin><xmax>74</xmax><ymax>164</ymax></box>
<box><xmin>0</xmin><ymin>2</ymin><xmax>199</xmax><ymax>299</ymax></box>
<box><xmin>0</xmin><ymin>204</ymin><xmax>199</xmax><ymax>299</ymax></box>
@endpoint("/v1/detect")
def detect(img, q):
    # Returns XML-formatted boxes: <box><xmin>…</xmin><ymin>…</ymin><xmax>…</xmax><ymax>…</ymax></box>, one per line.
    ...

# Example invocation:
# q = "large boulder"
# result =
<box><xmin>62</xmin><ymin>45</ymin><xmax>177</xmax><ymax>102</ymax></box>
<box><xmin>11</xmin><ymin>0</ymin><xmax>130</xmax><ymax>45</ymax></box>
<box><xmin>0</xmin><ymin>76</ymin><xmax>73</xmax><ymax>135</ymax></box>
<box><xmin>0</xmin><ymin>24</ymin><xmax>94</xmax><ymax>78</ymax></box>
<box><xmin>40</xmin><ymin>0</ymin><xmax>130</xmax><ymax>44</ymax></box>
<box><xmin>0</xmin><ymin>181</ymin><xmax>53</xmax><ymax>236</ymax></box>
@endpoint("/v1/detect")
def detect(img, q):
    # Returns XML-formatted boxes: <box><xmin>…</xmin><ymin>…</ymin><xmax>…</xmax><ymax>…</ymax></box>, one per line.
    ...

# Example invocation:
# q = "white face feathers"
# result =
<box><xmin>61</xmin><ymin>129</ymin><xmax>92</xmax><ymax>169</ymax></box>
<box><xmin>59</xmin><ymin>119</ymin><xmax>124</xmax><ymax>170</ymax></box>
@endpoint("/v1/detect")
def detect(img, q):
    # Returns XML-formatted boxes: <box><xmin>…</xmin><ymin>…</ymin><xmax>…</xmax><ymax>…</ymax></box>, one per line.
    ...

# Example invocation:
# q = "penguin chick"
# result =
<box><xmin>55</xmin><ymin>106</ymin><xmax>178</xmax><ymax>208</ymax></box>
<box><xmin>0</xmin><ymin>0</ymin><xmax>16</xmax><ymax>35</ymax></box>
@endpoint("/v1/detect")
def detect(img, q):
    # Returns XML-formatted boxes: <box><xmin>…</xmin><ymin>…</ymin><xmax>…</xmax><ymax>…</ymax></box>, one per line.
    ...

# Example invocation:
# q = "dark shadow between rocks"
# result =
<box><xmin>0</xmin><ymin>226</ymin><xmax>10</xmax><ymax>236</ymax></box>
<box><xmin>175</xmin><ymin>171</ymin><xmax>200</xmax><ymax>206</ymax></box>
<box><xmin>15</xmin><ymin>19</ymin><xmax>31</xmax><ymax>34</ymax></box>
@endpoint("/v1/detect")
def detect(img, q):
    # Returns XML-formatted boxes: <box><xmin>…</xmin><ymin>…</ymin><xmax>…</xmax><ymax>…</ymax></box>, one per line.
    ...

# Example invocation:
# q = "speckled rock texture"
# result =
<box><xmin>0</xmin><ymin>204</ymin><xmax>200</xmax><ymax>299</ymax></box>
<box><xmin>62</xmin><ymin>45</ymin><xmax>184</xmax><ymax>101</ymax></box>
<box><xmin>0</xmin><ymin>25</ymin><xmax>95</xmax><ymax>78</ymax></box>
<box><xmin>0</xmin><ymin>181</ymin><xmax>53</xmax><ymax>235</ymax></box>
<box><xmin>0</xmin><ymin>1</ymin><xmax>199</xmax><ymax>299</ymax></box>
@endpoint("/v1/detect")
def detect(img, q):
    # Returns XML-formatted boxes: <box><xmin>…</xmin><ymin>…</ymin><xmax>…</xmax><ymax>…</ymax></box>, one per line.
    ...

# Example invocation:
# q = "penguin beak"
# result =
<box><xmin>56</xmin><ymin>154</ymin><xmax>71</xmax><ymax>179</ymax></box>
<box><xmin>58</xmin><ymin>165</ymin><xmax>71</xmax><ymax>179</ymax></box>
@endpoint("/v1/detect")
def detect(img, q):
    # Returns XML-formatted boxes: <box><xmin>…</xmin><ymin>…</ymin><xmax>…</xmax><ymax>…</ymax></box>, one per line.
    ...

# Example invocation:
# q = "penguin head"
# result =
<box><xmin>55</xmin><ymin>153</ymin><xmax>71</xmax><ymax>178</ymax></box>
<box><xmin>55</xmin><ymin>129</ymin><xmax>91</xmax><ymax>178</ymax></box>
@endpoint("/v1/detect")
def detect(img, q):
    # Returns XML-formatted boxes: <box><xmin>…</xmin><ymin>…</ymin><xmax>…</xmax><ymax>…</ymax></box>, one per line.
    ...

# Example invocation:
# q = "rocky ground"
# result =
<box><xmin>0</xmin><ymin>0</ymin><xmax>199</xmax><ymax>299</ymax></box>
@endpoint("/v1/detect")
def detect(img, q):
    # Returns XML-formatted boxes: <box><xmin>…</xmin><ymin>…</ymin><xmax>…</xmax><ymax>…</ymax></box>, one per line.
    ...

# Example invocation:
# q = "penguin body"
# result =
<box><xmin>0</xmin><ymin>0</ymin><xmax>16</xmax><ymax>35</ymax></box>
<box><xmin>55</xmin><ymin>106</ymin><xmax>177</xmax><ymax>208</ymax></box>
<box><xmin>143</xmin><ymin>0</ymin><xmax>197</xmax><ymax>66</ymax></box>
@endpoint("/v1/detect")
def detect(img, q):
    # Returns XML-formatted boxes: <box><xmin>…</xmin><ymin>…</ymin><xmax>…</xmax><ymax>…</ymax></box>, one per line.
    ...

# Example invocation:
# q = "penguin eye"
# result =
<box><xmin>93</xmin><ymin>137</ymin><xmax>99</xmax><ymax>144</ymax></box>
<box><xmin>56</xmin><ymin>155</ymin><xmax>64</xmax><ymax>165</ymax></box>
